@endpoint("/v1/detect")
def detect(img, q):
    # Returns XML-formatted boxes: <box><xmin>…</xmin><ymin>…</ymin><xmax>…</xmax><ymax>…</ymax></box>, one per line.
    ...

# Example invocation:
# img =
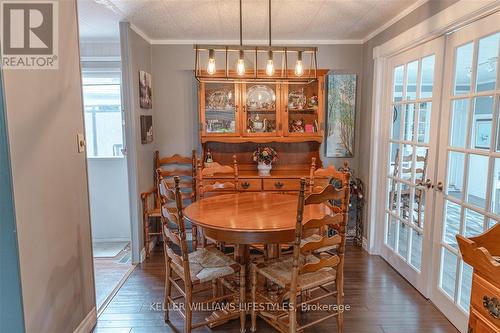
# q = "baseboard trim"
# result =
<box><xmin>140</xmin><ymin>247</ymin><xmax>146</xmax><ymax>263</ymax></box>
<box><xmin>97</xmin><ymin>264</ymin><xmax>136</xmax><ymax>317</ymax></box>
<box><xmin>73</xmin><ymin>307</ymin><xmax>97</xmax><ymax>333</ymax></box>
<box><xmin>362</xmin><ymin>237</ymin><xmax>369</xmax><ymax>253</ymax></box>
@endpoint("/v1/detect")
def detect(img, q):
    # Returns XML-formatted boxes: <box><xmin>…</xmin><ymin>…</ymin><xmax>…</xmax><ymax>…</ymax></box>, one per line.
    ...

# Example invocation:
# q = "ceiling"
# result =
<box><xmin>78</xmin><ymin>0</ymin><xmax>422</xmax><ymax>43</ymax></box>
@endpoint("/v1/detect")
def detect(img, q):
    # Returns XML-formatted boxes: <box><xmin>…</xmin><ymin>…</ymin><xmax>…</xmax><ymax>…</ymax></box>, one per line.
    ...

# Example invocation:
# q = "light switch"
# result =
<box><xmin>77</xmin><ymin>133</ymin><xmax>86</xmax><ymax>153</ymax></box>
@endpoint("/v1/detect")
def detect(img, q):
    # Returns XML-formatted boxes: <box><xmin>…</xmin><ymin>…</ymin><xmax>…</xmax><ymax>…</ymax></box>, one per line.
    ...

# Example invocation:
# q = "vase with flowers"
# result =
<box><xmin>253</xmin><ymin>146</ymin><xmax>278</xmax><ymax>176</ymax></box>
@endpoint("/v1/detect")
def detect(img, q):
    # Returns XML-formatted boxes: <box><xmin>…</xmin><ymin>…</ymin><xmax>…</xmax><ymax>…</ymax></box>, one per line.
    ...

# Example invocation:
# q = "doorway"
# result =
<box><xmin>376</xmin><ymin>10</ymin><xmax>500</xmax><ymax>332</ymax></box>
<box><xmin>81</xmin><ymin>58</ymin><xmax>135</xmax><ymax>312</ymax></box>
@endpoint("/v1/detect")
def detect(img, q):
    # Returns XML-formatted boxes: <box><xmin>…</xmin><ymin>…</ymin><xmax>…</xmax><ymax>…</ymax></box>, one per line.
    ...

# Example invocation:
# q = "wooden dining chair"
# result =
<box><xmin>197</xmin><ymin>155</ymin><xmax>239</xmax><ymax>199</ymax></box>
<box><xmin>251</xmin><ymin>176</ymin><xmax>350</xmax><ymax>333</ymax></box>
<box><xmin>141</xmin><ymin>150</ymin><xmax>197</xmax><ymax>257</ymax></box>
<box><xmin>160</xmin><ymin>176</ymin><xmax>246</xmax><ymax>333</ymax></box>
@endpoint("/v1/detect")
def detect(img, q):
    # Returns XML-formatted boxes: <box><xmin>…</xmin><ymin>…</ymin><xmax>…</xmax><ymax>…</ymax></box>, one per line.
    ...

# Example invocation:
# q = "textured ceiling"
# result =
<box><xmin>78</xmin><ymin>0</ymin><xmax>420</xmax><ymax>42</ymax></box>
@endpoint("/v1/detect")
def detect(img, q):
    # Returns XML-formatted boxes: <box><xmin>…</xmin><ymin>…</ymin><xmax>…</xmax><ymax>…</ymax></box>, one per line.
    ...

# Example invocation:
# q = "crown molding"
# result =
<box><xmin>362</xmin><ymin>0</ymin><xmax>430</xmax><ymax>43</ymax></box>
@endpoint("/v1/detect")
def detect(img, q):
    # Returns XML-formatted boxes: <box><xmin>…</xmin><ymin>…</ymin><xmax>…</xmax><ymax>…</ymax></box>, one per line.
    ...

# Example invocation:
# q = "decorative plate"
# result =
<box><xmin>246</xmin><ymin>85</ymin><xmax>276</xmax><ymax>110</ymax></box>
<box><xmin>207</xmin><ymin>89</ymin><xmax>233</xmax><ymax>110</ymax></box>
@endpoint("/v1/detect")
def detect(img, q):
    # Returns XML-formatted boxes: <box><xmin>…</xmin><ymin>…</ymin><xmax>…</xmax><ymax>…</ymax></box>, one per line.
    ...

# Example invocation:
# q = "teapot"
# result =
<box><xmin>248</xmin><ymin>114</ymin><xmax>268</xmax><ymax>132</ymax></box>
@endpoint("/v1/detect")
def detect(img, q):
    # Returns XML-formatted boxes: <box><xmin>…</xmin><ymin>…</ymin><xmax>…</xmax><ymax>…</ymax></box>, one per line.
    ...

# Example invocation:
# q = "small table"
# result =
<box><xmin>183</xmin><ymin>192</ymin><xmax>331</xmax><ymax>264</ymax></box>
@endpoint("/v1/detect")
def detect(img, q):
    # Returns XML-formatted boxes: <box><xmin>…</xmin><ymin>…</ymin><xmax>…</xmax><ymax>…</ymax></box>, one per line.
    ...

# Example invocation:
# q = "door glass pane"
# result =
<box><xmin>392</xmin><ymin>104</ymin><xmax>402</xmax><ymax>140</ymax></box>
<box><xmin>475</xmin><ymin>33</ymin><xmax>499</xmax><ymax>92</ymax></box>
<box><xmin>398</xmin><ymin>222</ymin><xmax>409</xmax><ymax>258</ymax></box>
<box><xmin>459</xmin><ymin>261</ymin><xmax>473</xmax><ymax>311</ymax></box>
<box><xmin>410</xmin><ymin>228</ymin><xmax>422</xmax><ymax>271</ymax></box>
<box><xmin>389</xmin><ymin>143</ymin><xmax>400</xmax><ymax>176</ymax></box>
<box><xmin>491</xmin><ymin>158</ymin><xmax>500</xmax><ymax>215</ymax></box>
<box><xmin>393</xmin><ymin>65</ymin><xmax>404</xmax><ymax>102</ymax></box>
<box><xmin>420</xmin><ymin>55</ymin><xmax>435</xmax><ymax>98</ymax></box>
<box><xmin>466</xmin><ymin>154</ymin><xmax>489</xmax><ymax>209</ymax></box>
<box><xmin>454</xmin><ymin>42</ymin><xmax>474</xmax><ymax>95</ymax></box>
<box><xmin>450</xmin><ymin>99</ymin><xmax>469</xmax><ymax>148</ymax></box>
<box><xmin>443</xmin><ymin>200</ymin><xmax>461</xmax><ymax>249</ymax></box>
<box><xmin>404</xmin><ymin>104</ymin><xmax>415</xmax><ymax>141</ymax></box>
<box><xmin>464</xmin><ymin>208</ymin><xmax>485</xmax><ymax>237</ymax></box>
<box><xmin>440</xmin><ymin>248</ymin><xmax>458</xmax><ymax>299</ymax></box>
<box><xmin>401</xmin><ymin>145</ymin><xmax>414</xmax><ymax>181</ymax></box>
<box><xmin>470</xmin><ymin>96</ymin><xmax>494</xmax><ymax>150</ymax></box>
<box><xmin>447</xmin><ymin>151</ymin><xmax>465</xmax><ymax>200</ymax></box>
<box><xmin>400</xmin><ymin>184</ymin><xmax>411</xmax><ymax>220</ymax></box>
<box><xmin>388</xmin><ymin>180</ymin><xmax>400</xmax><ymax>215</ymax></box>
<box><xmin>406</xmin><ymin>61</ymin><xmax>419</xmax><ymax>100</ymax></box>
<box><xmin>204</xmin><ymin>83</ymin><xmax>236</xmax><ymax>133</ymax></box>
<box><xmin>386</xmin><ymin>215</ymin><xmax>397</xmax><ymax>249</ymax></box>
<box><xmin>412</xmin><ymin>188</ymin><xmax>426</xmax><ymax>228</ymax></box>
<box><xmin>489</xmin><ymin>218</ymin><xmax>498</xmax><ymax>228</ymax></box>
<box><xmin>417</xmin><ymin>102</ymin><xmax>431</xmax><ymax>143</ymax></box>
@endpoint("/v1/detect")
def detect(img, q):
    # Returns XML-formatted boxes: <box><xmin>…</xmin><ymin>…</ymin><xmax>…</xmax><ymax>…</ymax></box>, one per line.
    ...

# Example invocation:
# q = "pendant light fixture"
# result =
<box><xmin>207</xmin><ymin>49</ymin><xmax>216</xmax><ymax>75</ymax></box>
<box><xmin>295</xmin><ymin>51</ymin><xmax>304</xmax><ymax>77</ymax></box>
<box><xmin>265</xmin><ymin>0</ymin><xmax>274</xmax><ymax>76</ymax></box>
<box><xmin>236</xmin><ymin>0</ymin><xmax>245</xmax><ymax>76</ymax></box>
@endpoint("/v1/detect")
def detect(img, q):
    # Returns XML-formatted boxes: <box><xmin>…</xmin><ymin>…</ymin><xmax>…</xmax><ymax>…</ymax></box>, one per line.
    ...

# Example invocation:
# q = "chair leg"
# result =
<box><xmin>250</xmin><ymin>265</ymin><xmax>257</xmax><ymax>332</ymax></box>
<box><xmin>212</xmin><ymin>279</ymin><xmax>218</xmax><ymax>298</ymax></box>
<box><xmin>336</xmin><ymin>280</ymin><xmax>344</xmax><ymax>333</ymax></box>
<box><xmin>185</xmin><ymin>289</ymin><xmax>193</xmax><ymax>333</ymax></box>
<box><xmin>239</xmin><ymin>265</ymin><xmax>246</xmax><ymax>333</ymax></box>
<box><xmin>164</xmin><ymin>256</ymin><xmax>172</xmax><ymax>323</ymax></box>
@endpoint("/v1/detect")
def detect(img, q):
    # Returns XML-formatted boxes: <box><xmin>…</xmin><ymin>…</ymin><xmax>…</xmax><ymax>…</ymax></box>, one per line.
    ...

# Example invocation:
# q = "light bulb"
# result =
<box><xmin>266</xmin><ymin>51</ymin><xmax>274</xmax><ymax>76</ymax></box>
<box><xmin>207</xmin><ymin>49</ymin><xmax>216</xmax><ymax>75</ymax></box>
<box><xmin>236</xmin><ymin>50</ymin><xmax>245</xmax><ymax>76</ymax></box>
<box><xmin>295</xmin><ymin>51</ymin><xmax>304</xmax><ymax>77</ymax></box>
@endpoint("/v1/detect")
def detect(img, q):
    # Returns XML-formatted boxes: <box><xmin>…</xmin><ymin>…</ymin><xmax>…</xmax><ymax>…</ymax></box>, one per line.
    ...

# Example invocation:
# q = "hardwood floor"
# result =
<box><xmin>93</xmin><ymin>244</ymin><xmax>459</xmax><ymax>333</ymax></box>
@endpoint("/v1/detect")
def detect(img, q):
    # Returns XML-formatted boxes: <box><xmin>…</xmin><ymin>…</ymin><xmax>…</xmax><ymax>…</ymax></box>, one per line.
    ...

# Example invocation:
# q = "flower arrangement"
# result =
<box><xmin>252</xmin><ymin>146</ymin><xmax>278</xmax><ymax>165</ymax></box>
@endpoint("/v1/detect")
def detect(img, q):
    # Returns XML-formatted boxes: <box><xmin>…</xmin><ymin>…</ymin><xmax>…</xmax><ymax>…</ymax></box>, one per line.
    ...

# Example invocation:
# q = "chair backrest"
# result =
<box><xmin>155</xmin><ymin>150</ymin><xmax>197</xmax><ymax>208</ymax></box>
<box><xmin>309</xmin><ymin>157</ymin><xmax>350</xmax><ymax>194</ymax></box>
<box><xmin>290</xmin><ymin>173</ymin><xmax>350</xmax><ymax>291</ymax></box>
<box><xmin>159</xmin><ymin>176</ymin><xmax>192</xmax><ymax>284</ymax></box>
<box><xmin>392</xmin><ymin>148</ymin><xmax>428</xmax><ymax>182</ymax></box>
<box><xmin>197</xmin><ymin>155</ymin><xmax>239</xmax><ymax>198</ymax></box>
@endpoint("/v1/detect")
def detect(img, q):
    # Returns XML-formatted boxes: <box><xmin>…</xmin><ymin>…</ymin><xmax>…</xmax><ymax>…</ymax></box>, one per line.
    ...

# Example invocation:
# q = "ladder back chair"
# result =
<box><xmin>160</xmin><ymin>176</ymin><xmax>246</xmax><ymax>333</ymax></box>
<box><xmin>141</xmin><ymin>150</ymin><xmax>196</xmax><ymax>257</ymax></box>
<box><xmin>251</xmin><ymin>175</ymin><xmax>350</xmax><ymax>333</ymax></box>
<box><xmin>197</xmin><ymin>155</ymin><xmax>239</xmax><ymax>198</ymax></box>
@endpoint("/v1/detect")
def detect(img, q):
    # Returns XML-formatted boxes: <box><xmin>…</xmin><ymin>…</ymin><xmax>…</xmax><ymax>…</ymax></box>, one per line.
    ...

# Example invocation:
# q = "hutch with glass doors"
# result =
<box><xmin>198</xmin><ymin>70</ymin><xmax>328</xmax><ymax>192</ymax></box>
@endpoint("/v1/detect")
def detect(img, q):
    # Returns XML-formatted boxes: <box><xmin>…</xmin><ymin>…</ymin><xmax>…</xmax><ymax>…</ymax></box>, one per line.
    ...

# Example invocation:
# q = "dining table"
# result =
<box><xmin>183</xmin><ymin>191</ymin><xmax>332</xmax><ymax>266</ymax></box>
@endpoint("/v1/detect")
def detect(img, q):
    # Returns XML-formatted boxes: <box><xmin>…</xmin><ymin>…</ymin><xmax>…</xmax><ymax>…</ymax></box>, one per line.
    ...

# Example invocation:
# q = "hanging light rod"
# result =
<box><xmin>193</xmin><ymin>0</ymin><xmax>318</xmax><ymax>82</ymax></box>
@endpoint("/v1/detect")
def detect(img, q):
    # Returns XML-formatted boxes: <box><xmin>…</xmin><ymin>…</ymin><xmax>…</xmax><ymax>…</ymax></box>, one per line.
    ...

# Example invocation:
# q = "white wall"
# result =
<box><xmin>87</xmin><ymin>158</ymin><xmax>131</xmax><ymax>241</ymax></box>
<box><xmin>3</xmin><ymin>0</ymin><xmax>96</xmax><ymax>331</ymax></box>
<box><xmin>120</xmin><ymin>23</ymin><xmax>156</xmax><ymax>261</ymax></box>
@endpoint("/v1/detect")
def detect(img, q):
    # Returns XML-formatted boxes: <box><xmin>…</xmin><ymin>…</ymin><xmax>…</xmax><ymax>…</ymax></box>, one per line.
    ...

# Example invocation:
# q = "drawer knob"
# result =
<box><xmin>483</xmin><ymin>295</ymin><xmax>500</xmax><ymax>319</ymax></box>
<box><xmin>241</xmin><ymin>182</ymin><xmax>250</xmax><ymax>189</ymax></box>
<box><xmin>275</xmin><ymin>181</ymin><xmax>284</xmax><ymax>189</ymax></box>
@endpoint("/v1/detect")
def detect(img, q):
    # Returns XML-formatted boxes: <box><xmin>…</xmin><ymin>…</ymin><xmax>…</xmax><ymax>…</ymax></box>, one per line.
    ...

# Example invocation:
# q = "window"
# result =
<box><xmin>82</xmin><ymin>61</ymin><xmax>124</xmax><ymax>158</ymax></box>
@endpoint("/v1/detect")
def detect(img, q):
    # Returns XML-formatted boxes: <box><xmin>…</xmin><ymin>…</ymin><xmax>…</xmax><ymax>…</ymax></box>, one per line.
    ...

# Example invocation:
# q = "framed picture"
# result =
<box><xmin>474</xmin><ymin>119</ymin><xmax>492</xmax><ymax>149</ymax></box>
<box><xmin>139</xmin><ymin>70</ymin><xmax>152</xmax><ymax>109</ymax></box>
<box><xmin>140</xmin><ymin>115</ymin><xmax>153</xmax><ymax>144</ymax></box>
<box><xmin>325</xmin><ymin>73</ymin><xmax>357</xmax><ymax>158</ymax></box>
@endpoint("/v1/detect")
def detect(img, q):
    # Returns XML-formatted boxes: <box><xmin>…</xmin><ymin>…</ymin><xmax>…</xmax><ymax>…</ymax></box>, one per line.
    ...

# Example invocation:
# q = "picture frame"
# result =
<box><xmin>139</xmin><ymin>70</ymin><xmax>152</xmax><ymax>109</ymax></box>
<box><xmin>474</xmin><ymin>119</ymin><xmax>491</xmax><ymax>149</ymax></box>
<box><xmin>325</xmin><ymin>73</ymin><xmax>357</xmax><ymax>158</ymax></box>
<box><xmin>140</xmin><ymin>115</ymin><xmax>153</xmax><ymax>144</ymax></box>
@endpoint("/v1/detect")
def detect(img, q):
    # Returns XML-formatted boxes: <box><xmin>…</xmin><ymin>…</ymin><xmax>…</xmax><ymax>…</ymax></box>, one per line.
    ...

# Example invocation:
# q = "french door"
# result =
<box><xmin>380</xmin><ymin>37</ymin><xmax>444</xmax><ymax>297</ymax></box>
<box><xmin>431</xmin><ymin>11</ymin><xmax>500</xmax><ymax>331</ymax></box>
<box><xmin>379</xmin><ymin>10</ymin><xmax>500</xmax><ymax>332</ymax></box>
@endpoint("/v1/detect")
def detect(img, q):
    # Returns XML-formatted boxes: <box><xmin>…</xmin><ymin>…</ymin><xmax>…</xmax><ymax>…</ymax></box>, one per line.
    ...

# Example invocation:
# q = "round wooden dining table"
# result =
<box><xmin>183</xmin><ymin>192</ymin><xmax>331</xmax><ymax>264</ymax></box>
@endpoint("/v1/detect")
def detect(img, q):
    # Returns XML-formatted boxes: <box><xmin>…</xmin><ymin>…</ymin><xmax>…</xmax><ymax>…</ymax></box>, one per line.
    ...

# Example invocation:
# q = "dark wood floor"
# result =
<box><xmin>92</xmin><ymin>245</ymin><xmax>459</xmax><ymax>333</ymax></box>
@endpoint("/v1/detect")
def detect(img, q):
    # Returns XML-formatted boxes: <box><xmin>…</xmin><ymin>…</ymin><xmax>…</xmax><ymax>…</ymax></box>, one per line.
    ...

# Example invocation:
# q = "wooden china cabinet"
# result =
<box><xmin>198</xmin><ymin>70</ymin><xmax>329</xmax><ymax>192</ymax></box>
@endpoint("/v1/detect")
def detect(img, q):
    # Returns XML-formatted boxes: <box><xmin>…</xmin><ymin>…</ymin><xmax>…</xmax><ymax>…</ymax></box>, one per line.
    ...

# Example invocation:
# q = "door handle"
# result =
<box><xmin>417</xmin><ymin>178</ymin><xmax>432</xmax><ymax>190</ymax></box>
<box><xmin>241</xmin><ymin>182</ymin><xmax>250</xmax><ymax>189</ymax></box>
<box><xmin>432</xmin><ymin>181</ymin><xmax>444</xmax><ymax>192</ymax></box>
<box><xmin>274</xmin><ymin>181</ymin><xmax>284</xmax><ymax>189</ymax></box>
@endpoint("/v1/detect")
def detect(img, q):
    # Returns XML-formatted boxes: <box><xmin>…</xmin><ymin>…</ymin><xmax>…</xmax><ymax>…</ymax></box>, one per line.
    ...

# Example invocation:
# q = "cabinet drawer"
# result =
<box><xmin>470</xmin><ymin>308</ymin><xmax>500</xmax><ymax>333</ymax></box>
<box><xmin>471</xmin><ymin>274</ymin><xmax>500</xmax><ymax>331</ymax></box>
<box><xmin>238</xmin><ymin>179</ymin><xmax>262</xmax><ymax>191</ymax></box>
<box><xmin>263</xmin><ymin>178</ymin><xmax>301</xmax><ymax>191</ymax></box>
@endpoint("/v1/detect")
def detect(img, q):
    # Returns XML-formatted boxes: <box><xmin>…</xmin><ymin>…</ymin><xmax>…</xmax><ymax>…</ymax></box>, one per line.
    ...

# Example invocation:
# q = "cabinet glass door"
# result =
<box><xmin>285</xmin><ymin>81</ymin><xmax>320</xmax><ymax>136</ymax></box>
<box><xmin>202</xmin><ymin>82</ymin><xmax>239</xmax><ymax>135</ymax></box>
<box><xmin>242</xmin><ymin>83</ymin><xmax>279</xmax><ymax>136</ymax></box>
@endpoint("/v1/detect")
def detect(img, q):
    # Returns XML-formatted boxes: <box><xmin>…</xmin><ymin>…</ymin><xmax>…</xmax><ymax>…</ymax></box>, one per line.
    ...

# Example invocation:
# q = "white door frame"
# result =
<box><xmin>367</xmin><ymin>0</ymin><xmax>500</xmax><ymax>255</ymax></box>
